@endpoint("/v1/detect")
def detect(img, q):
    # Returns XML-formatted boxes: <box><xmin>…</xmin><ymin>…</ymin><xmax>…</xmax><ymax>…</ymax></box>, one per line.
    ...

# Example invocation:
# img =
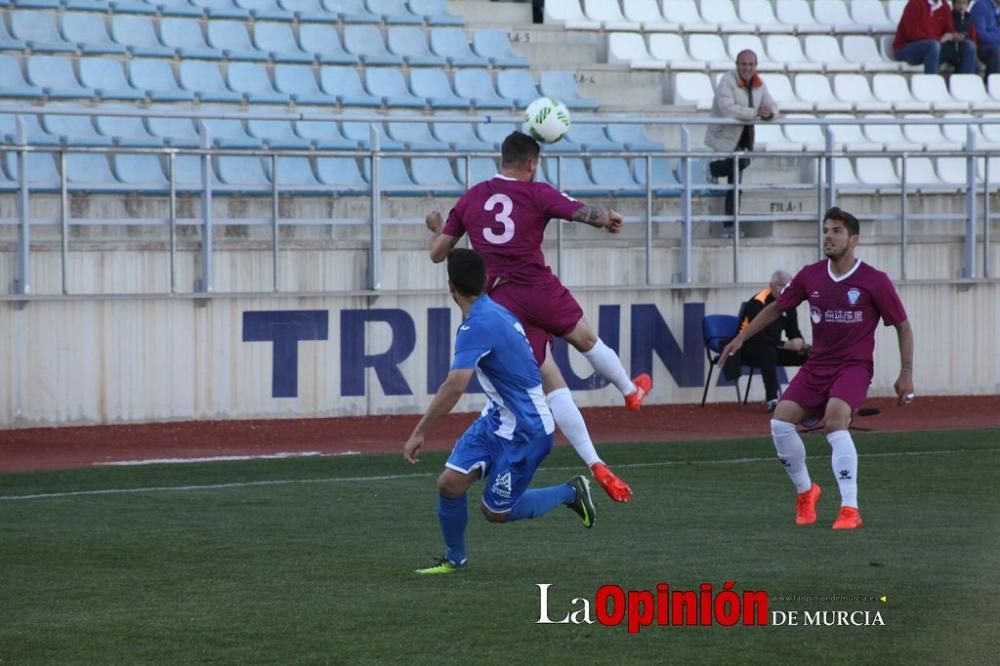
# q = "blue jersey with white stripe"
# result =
<box><xmin>450</xmin><ymin>296</ymin><xmax>555</xmax><ymax>443</ymax></box>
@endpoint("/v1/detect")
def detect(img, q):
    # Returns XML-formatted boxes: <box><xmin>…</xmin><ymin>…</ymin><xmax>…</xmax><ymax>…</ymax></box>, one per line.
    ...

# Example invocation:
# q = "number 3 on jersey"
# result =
<box><xmin>483</xmin><ymin>193</ymin><xmax>515</xmax><ymax>244</ymax></box>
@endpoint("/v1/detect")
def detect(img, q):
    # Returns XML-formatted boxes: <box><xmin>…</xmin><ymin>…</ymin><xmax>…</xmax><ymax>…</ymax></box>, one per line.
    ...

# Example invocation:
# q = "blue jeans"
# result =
<box><xmin>895</xmin><ymin>39</ymin><xmax>977</xmax><ymax>74</ymax></box>
<box><xmin>981</xmin><ymin>44</ymin><xmax>1000</xmax><ymax>77</ymax></box>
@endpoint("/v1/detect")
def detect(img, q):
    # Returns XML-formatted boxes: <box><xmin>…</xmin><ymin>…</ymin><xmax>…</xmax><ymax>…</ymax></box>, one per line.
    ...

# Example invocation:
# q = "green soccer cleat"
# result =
<box><xmin>567</xmin><ymin>475</ymin><xmax>597</xmax><ymax>529</ymax></box>
<box><xmin>415</xmin><ymin>556</ymin><xmax>467</xmax><ymax>575</ymax></box>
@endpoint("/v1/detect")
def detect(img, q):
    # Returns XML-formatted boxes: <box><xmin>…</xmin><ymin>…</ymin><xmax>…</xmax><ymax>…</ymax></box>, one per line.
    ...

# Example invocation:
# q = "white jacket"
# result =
<box><xmin>704</xmin><ymin>70</ymin><xmax>779</xmax><ymax>152</ymax></box>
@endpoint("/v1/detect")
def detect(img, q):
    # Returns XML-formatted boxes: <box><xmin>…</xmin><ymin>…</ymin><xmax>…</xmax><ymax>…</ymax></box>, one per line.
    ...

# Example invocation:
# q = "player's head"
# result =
<box><xmin>446</xmin><ymin>248</ymin><xmax>487</xmax><ymax>301</ymax></box>
<box><xmin>769</xmin><ymin>269</ymin><xmax>791</xmax><ymax>298</ymax></box>
<box><xmin>822</xmin><ymin>206</ymin><xmax>860</xmax><ymax>260</ymax></box>
<box><xmin>501</xmin><ymin>131</ymin><xmax>541</xmax><ymax>181</ymax></box>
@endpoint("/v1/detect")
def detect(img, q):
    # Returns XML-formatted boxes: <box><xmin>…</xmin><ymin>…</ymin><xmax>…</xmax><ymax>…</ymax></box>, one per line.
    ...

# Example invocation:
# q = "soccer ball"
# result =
<box><xmin>522</xmin><ymin>97</ymin><xmax>571</xmax><ymax>144</ymax></box>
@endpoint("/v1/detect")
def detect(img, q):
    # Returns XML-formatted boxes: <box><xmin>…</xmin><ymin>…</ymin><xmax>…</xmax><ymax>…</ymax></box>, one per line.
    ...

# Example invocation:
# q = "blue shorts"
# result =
<box><xmin>445</xmin><ymin>417</ymin><xmax>554</xmax><ymax>514</ymax></box>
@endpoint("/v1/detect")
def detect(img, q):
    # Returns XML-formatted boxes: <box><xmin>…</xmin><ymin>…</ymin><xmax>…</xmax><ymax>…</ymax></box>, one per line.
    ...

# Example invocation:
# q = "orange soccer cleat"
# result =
<box><xmin>795</xmin><ymin>482</ymin><xmax>822</xmax><ymax>525</ymax></box>
<box><xmin>590</xmin><ymin>463</ymin><xmax>633</xmax><ymax>503</ymax></box>
<box><xmin>832</xmin><ymin>506</ymin><xmax>864</xmax><ymax>530</ymax></box>
<box><xmin>624</xmin><ymin>373</ymin><xmax>652</xmax><ymax>411</ymax></box>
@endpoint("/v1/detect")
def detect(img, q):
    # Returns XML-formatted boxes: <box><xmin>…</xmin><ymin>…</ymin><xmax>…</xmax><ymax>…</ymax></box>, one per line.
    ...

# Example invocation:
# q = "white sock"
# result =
<box><xmin>771</xmin><ymin>419</ymin><xmax>812</xmax><ymax>493</ymax></box>
<box><xmin>546</xmin><ymin>388</ymin><xmax>601</xmax><ymax>467</ymax></box>
<box><xmin>827</xmin><ymin>430</ymin><xmax>858</xmax><ymax>508</ymax></box>
<box><xmin>582</xmin><ymin>339</ymin><xmax>636</xmax><ymax>396</ymax></box>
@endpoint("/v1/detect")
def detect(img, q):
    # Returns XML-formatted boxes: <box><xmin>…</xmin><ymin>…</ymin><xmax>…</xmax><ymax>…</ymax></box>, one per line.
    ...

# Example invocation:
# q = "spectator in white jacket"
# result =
<box><xmin>705</xmin><ymin>50</ymin><xmax>779</xmax><ymax>231</ymax></box>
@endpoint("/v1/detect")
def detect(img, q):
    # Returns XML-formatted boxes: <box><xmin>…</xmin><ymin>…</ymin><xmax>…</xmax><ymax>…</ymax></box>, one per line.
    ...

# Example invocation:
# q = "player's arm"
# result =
<box><xmin>717</xmin><ymin>302</ymin><xmax>783</xmax><ymax>366</ymax></box>
<box><xmin>893</xmin><ymin>319</ymin><xmax>914</xmax><ymax>405</ymax></box>
<box><xmin>571</xmin><ymin>205</ymin><xmax>623</xmax><ymax>233</ymax></box>
<box><xmin>426</xmin><ymin>210</ymin><xmax>461</xmax><ymax>263</ymax></box>
<box><xmin>403</xmin><ymin>368</ymin><xmax>474</xmax><ymax>463</ymax></box>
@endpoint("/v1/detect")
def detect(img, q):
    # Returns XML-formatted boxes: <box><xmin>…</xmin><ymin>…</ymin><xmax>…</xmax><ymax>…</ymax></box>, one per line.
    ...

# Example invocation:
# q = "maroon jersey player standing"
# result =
<box><xmin>425</xmin><ymin>131</ymin><xmax>651</xmax><ymax>503</ymax></box>
<box><xmin>719</xmin><ymin>207</ymin><xmax>914</xmax><ymax>530</ymax></box>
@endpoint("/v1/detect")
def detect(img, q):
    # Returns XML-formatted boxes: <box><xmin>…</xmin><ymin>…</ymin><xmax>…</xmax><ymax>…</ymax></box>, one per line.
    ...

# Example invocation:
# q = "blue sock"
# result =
<box><xmin>437</xmin><ymin>493</ymin><xmax>468</xmax><ymax>565</ymax></box>
<box><xmin>508</xmin><ymin>483</ymin><xmax>576</xmax><ymax>521</ymax></box>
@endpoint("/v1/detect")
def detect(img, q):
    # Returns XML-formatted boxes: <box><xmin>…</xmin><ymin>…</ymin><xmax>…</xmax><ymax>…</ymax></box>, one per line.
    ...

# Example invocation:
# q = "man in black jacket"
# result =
<box><xmin>739</xmin><ymin>270</ymin><xmax>808</xmax><ymax>411</ymax></box>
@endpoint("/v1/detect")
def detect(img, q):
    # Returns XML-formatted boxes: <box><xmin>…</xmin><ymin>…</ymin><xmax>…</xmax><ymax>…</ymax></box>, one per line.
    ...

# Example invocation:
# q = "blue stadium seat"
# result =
<box><xmin>108</xmin><ymin>1</ymin><xmax>159</xmax><ymax>15</ymax></box>
<box><xmin>320</xmin><ymin>66</ymin><xmax>380</xmax><ymax>106</ymax></box>
<box><xmin>453</xmin><ymin>69</ymin><xmax>511</xmax><ymax>110</ymax></box>
<box><xmin>0</xmin><ymin>55</ymin><xmax>46</xmax><ymax>99</ymax></box>
<box><xmin>472</xmin><ymin>29</ymin><xmax>529</xmax><ymax>67</ymax></box>
<box><xmin>605</xmin><ymin>123</ymin><xmax>663</xmax><ymax>152</ymax></box>
<box><xmin>10</xmin><ymin>12</ymin><xmax>76</xmax><ymax>53</ymax></box>
<box><xmin>632</xmin><ymin>157</ymin><xmax>682</xmax><ymax>195</ymax></box>
<box><xmin>64</xmin><ymin>0</ymin><xmax>112</xmax><ymax>8</ymax></box>
<box><xmin>190</xmin><ymin>0</ymin><xmax>252</xmax><ymax>19</ymax></box>
<box><xmin>387</xmin><ymin>27</ymin><xmax>447</xmax><ymax>66</ymax></box>
<box><xmin>536</xmin><ymin>133</ymin><xmax>583</xmax><ymax>154</ymax></box>
<box><xmin>410</xmin><ymin>69</ymin><xmax>469</xmax><ymax>110</ymax></box>
<box><xmin>149</xmin><ymin>0</ymin><xmax>203</xmax><ymax>17</ymax></box>
<box><xmin>476</xmin><ymin>122</ymin><xmax>517</xmax><ymax>149</ymax></box>
<box><xmin>315</xmin><ymin>156</ymin><xmax>368</xmax><ymax>193</ymax></box>
<box><xmin>410</xmin><ymin>157</ymin><xmax>463</xmax><ymax>195</ymax></box>
<box><xmin>61</xmin><ymin>12</ymin><xmax>128</xmax><ymax>55</ymax></box>
<box><xmin>274</xmin><ymin>64</ymin><xmax>339</xmax><ymax>105</ymax></box>
<box><xmin>66</xmin><ymin>153</ymin><xmax>121</xmax><ymax>190</ymax></box>
<box><xmin>0</xmin><ymin>16</ymin><xmax>26</xmax><ymax>50</ymax></box>
<box><xmin>565</xmin><ymin>124</ymin><xmax>624</xmax><ymax>152</ymax></box>
<box><xmin>26</xmin><ymin>56</ymin><xmax>97</xmax><ymax>99</ymax></box>
<box><xmin>112</xmin><ymin>153</ymin><xmax>169</xmax><ymax>190</ymax></box>
<box><xmin>366</xmin><ymin>0</ymin><xmax>423</xmax><ymax>24</ymax></box>
<box><xmin>161</xmin><ymin>18</ymin><xmax>225</xmax><ymax>60</ymax></box>
<box><xmin>299</xmin><ymin>24</ymin><xmax>358</xmax><ymax>65</ymax></box>
<box><xmin>227</xmin><ymin>62</ymin><xmax>291</xmax><ymax>103</ymax></box>
<box><xmin>129</xmin><ymin>59</ymin><xmax>197</xmax><ymax>102</ymax></box>
<box><xmin>179</xmin><ymin>61</ymin><xmax>245</xmax><ymax>102</ymax></box>
<box><xmin>589</xmin><ymin>157</ymin><xmax>642</xmax><ymax>196</ymax></box>
<box><xmin>234</xmin><ymin>0</ymin><xmax>296</xmax><ymax>20</ymax></box>
<box><xmin>409</xmin><ymin>0</ymin><xmax>464</xmax><ymax>25</ymax></box>
<box><xmin>248</xmin><ymin>119</ymin><xmax>312</xmax><ymax>149</ymax></box>
<box><xmin>12</xmin><ymin>0</ymin><xmax>62</xmax><ymax>7</ymax></box>
<box><xmin>363</xmin><ymin>156</ymin><xmax>418</xmax><ymax>194</ymax></box>
<box><xmin>79</xmin><ymin>58</ymin><xmax>146</xmax><ymax>101</ymax></box>
<box><xmin>7</xmin><ymin>113</ymin><xmax>60</xmax><ymax>145</ymax></box>
<box><xmin>543</xmin><ymin>157</ymin><xmax>607</xmax><ymax>195</ymax></box>
<box><xmin>146</xmin><ymin>108</ymin><xmax>202</xmax><ymax>147</ymax></box>
<box><xmin>341</xmin><ymin>116</ymin><xmax>403</xmax><ymax>150</ymax></box>
<box><xmin>111</xmin><ymin>15</ymin><xmax>176</xmax><ymax>57</ymax></box>
<box><xmin>95</xmin><ymin>108</ymin><xmax>164</xmax><ymax>147</ymax></box>
<box><xmin>344</xmin><ymin>26</ymin><xmax>404</xmax><ymax>66</ymax></box>
<box><xmin>365</xmin><ymin>68</ymin><xmax>425</xmax><ymax>108</ymax></box>
<box><xmin>172</xmin><ymin>154</ymin><xmax>218</xmax><ymax>190</ymax></box>
<box><xmin>495</xmin><ymin>70</ymin><xmax>541</xmax><ymax>107</ymax></box>
<box><xmin>385</xmin><ymin>122</ymin><xmax>449</xmax><ymax>151</ymax></box>
<box><xmin>42</xmin><ymin>111</ymin><xmax>115</xmax><ymax>147</ymax></box>
<box><xmin>253</xmin><ymin>22</ymin><xmax>314</xmax><ymax>63</ymax></box>
<box><xmin>279</xmin><ymin>0</ymin><xmax>338</xmax><ymax>22</ymax></box>
<box><xmin>265</xmin><ymin>156</ymin><xmax>323</xmax><ymax>188</ymax></box>
<box><xmin>198</xmin><ymin>109</ymin><xmax>264</xmax><ymax>148</ymax></box>
<box><xmin>456</xmin><ymin>156</ymin><xmax>499</xmax><ymax>185</ymax></box>
<box><xmin>12</xmin><ymin>151</ymin><xmax>61</xmax><ymax>190</ymax></box>
<box><xmin>207</xmin><ymin>21</ymin><xmax>269</xmax><ymax>61</ymax></box>
<box><xmin>539</xmin><ymin>71</ymin><xmax>599</xmax><ymax>110</ymax></box>
<box><xmin>431</xmin><ymin>122</ymin><xmax>485</xmax><ymax>152</ymax></box>
<box><xmin>295</xmin><ymin>120</ymin><xmax>359</xmax><ymax>149</ymax></box>
<box><xmin>429</xmin><ymin>28</ymin><xmax>490</xmax><ymax>66</ymax></box>
<box><xmin>214</xmin><ymin>155</ymin><xmax>270</xmax><ymax>191</ymax></box>
<box><xmin>324</xmin><ymin>0</ymin><xmax>381</xmax><ymax>24</ymax></box>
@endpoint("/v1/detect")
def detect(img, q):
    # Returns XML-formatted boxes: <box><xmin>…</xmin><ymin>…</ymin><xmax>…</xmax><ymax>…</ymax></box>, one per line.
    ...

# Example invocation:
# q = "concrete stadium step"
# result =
<box><xmin>449</xmin><ymin>0</ymin><xmax>533</xmax><ymax>26</ymax></box>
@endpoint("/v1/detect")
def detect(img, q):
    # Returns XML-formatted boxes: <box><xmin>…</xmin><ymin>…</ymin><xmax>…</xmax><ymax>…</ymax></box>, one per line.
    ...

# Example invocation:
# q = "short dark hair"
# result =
<box><xmin>824</xmin><ymin>206</ymin><xmax>860</xmax><ymax>236</ymax></box>
<box><xmin>501</xmin><ymin>131</ymin><xmax>541</xmax><ymax>169</ymax></box>
<box><xmin>447</xmin><ymin>248</ymin><xmax>486</xmax><ymax>297</ymax></box>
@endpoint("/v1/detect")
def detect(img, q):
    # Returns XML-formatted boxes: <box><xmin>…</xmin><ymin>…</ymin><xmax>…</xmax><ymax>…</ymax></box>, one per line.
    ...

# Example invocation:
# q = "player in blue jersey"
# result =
<box><xmin>403</xmin><ymin>248</ymin><xmax>597</xmax><ymax>575</ymax></box>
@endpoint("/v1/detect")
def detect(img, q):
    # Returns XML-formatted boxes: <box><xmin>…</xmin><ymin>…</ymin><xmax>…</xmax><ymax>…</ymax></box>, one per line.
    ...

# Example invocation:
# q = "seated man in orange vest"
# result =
<box><xmin>739</xmin><ymin>270</ymin><xmax>809</xmax><ymax>411</ymax></box>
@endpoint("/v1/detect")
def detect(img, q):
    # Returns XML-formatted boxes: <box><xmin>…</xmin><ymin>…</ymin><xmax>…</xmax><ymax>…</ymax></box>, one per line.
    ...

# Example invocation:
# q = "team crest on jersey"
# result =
<box><xmin>846</xmin><ymin>288</ymin><xmax>861</xmax><ymax>305</ymax></box>
<box><xmin>810</xmin><ymin>306</ymin><xmax>822</xmax><ymax>324</ymax></box>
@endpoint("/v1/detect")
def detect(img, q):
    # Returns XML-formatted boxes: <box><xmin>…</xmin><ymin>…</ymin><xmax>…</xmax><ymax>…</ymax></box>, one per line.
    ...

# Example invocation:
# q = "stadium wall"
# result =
<box><xmin>1</xmin><ymin>282</ymin><xmax>997</xmax><ymax>428</ymax></box>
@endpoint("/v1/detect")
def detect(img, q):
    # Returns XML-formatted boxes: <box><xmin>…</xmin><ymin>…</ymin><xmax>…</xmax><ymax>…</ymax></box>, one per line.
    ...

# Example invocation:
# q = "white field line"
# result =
<box><xmin>1</xmin><ymin>447</ymin><xmax>997</xmax><ymax>502</ymax></box>
<box><xmin>100</xmin><ymin>451</ymin><xmax>361</xmax><ymax>466</ymax></box>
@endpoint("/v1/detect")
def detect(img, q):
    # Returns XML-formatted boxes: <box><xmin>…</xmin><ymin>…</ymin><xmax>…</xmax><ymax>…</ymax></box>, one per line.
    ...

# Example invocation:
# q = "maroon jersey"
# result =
<box><xmin>776</xmin><ymin>259</ymin><xmax>907</xmax><ymax>370</ymax></box>
<box><xmin>442</xmin><ymin>175</ymin><xmax>583</xmax><ymax>285</ymax></box>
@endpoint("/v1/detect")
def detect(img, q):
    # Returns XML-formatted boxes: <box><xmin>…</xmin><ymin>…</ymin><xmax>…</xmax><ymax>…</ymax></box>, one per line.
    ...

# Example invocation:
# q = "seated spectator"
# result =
<box><xmin>969</xmin><ymin>0</ymin><xmax>1000</xmax><ymax>77</ymax></box>
<box><xmin>893</xmin><ymin>0</ymin><xmax>977</xmax><ymax>74</ymax></box>
<box><xmin>738</xmin><ymin>270</ymin><xmax>809</xmax><ymax>412</ymax></box>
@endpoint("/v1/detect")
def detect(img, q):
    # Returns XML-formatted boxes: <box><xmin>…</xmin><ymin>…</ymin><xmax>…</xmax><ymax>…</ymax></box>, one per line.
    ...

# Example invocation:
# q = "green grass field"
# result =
<box><xmin>2</xmin><ymin>429</ymin><xmax>999</xmax><ymax>664</ymax></box>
